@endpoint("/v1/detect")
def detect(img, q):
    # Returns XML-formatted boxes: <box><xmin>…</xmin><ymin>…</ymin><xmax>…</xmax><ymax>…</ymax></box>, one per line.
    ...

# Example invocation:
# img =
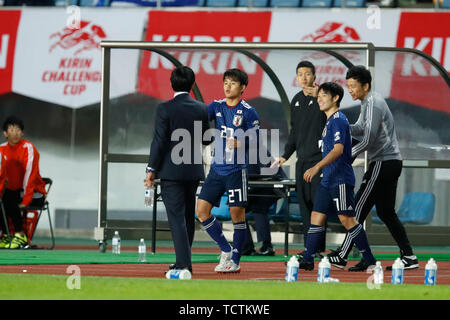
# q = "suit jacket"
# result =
<box><xmin>147</xmin><ymin>93</ymin><xmax>209</xmax><ymax>181</ymax></box>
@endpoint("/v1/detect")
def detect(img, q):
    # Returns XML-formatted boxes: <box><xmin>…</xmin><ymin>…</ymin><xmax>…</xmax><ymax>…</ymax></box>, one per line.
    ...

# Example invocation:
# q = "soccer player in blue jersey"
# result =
<box><xmin>298</xmin><ymin>82</ymin><xmax>377</xmax><ymax>271</ymax></box>
<box><xmin>196</xmin><ymin>68</ymin><xmax>260</xmax><ymax>273</ymax></box>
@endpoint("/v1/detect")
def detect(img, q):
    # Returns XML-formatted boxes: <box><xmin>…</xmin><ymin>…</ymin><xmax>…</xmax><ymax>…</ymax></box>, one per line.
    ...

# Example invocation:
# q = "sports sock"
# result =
<box><xmin>231</xmin><ymin>221</ymin><xmax>246</xmax><ymax>265</ymax></box>
<box><xmin>347</xmin><ymin>224</ymin><xmax>375</xmax><ymax>262</ymax></box>
<box><xmin>201</xmin><ymin>216</ymin><xmax>231</xmax><ymax>253</ymax></box>
<box><xmin>303</xmin><ymin>224</ymin><xmax>326</xmax><ymax>262</ymax></box>
<box><xmin>338</xmin><ymin>232</ymin><xmax>353</xmax><ymax>260</ymax></box>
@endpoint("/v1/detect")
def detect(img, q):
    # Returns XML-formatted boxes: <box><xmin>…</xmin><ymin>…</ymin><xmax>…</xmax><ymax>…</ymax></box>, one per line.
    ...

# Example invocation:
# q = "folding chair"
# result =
<box><xmin>0</xmin><ymin>182</ymin><xmax>12</xmax><ymax>248</ymax></box>
<box><xmin>372</xmin><ymin>192</ymin><xmax>435</xmax><ymax>225</ymax></box>
<box><xmin>20</xmin><ymin>178</ymin><xmax>55</xmax><ymax>249</ymax></box>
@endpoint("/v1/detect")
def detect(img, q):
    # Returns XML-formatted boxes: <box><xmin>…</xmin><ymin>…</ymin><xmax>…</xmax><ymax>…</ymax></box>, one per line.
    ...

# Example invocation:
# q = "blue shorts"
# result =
<box><xmin>198</xmin><ymin>168</ymin><xmax>248</xmax><ymax>208</ymax></box>
<box><xmin>313</xmin><ymin>184</ymin><xmax>355</xmax><ymax>217</ymax></box>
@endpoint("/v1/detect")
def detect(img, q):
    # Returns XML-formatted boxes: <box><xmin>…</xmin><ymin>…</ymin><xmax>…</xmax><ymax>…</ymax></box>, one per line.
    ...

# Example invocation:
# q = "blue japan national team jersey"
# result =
<box><xmin>209</xmin><ymin>99</ymin><xmax>260</xmax><ymax>176</ymax></box>
<box><xmin>321</xmin><ymin>111</ymin><xmax>355</xmax><ymax>188</ymax></box>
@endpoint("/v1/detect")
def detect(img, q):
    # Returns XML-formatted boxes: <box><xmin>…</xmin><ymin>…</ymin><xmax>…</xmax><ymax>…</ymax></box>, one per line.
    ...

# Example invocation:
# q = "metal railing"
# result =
<box><xmin>96</xmin><ymin>41</ymin><xmax>450</xmax><ymax>248</ymax></box>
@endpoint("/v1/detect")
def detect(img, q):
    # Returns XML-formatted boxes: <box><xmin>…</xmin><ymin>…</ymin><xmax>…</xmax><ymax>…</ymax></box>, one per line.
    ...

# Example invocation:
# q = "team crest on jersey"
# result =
<box><xmin>233</xmin><ymin>115</ymin><xmax>243</xmax><ymax>127</ymax></box>
<box><xmin>322</xmin><ymin>126</ymin><xmax>327</xmax><ymax>138</ymax></box>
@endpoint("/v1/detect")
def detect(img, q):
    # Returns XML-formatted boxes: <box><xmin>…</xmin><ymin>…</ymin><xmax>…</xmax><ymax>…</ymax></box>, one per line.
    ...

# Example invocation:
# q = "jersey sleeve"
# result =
<box><xmin>245</xmin><ymin>107</ymin><xmax>260</xmax><ymax>131</ymax></box>
<box><xmin>208</xmin><ymin>102</ymin><xmax>216</xmax><ymax>121</ymax></box>
<box><xmin>330</xmin><ymin>118</ymin><xmax>349</xmax><ymax>147</ymax></box>
<box><xmin>351</xmin><ymin>99</ymin><xmax>383</xmax><ymax>157</ymax></box>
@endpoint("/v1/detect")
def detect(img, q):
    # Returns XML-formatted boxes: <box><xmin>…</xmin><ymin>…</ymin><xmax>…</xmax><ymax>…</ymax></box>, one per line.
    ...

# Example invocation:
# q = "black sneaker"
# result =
<box><xmin>255</xmin><ymin>246</ymin><xmax>275</xmax><ymax>256</ymax></box>
<box><xmin>297</xmin><ymin>256</ymin><xmax>314</xmax><ymax>271</ymax></box>
<box><xmin>297</xmin><ymin>250</ymin><xmax>323</xmax><ymax>260</ymax></box>
<box><xmin>348</xmin><ymin>259</ymin><xmax>377</xmax><ymax>272</ymax></box>
<box><xmin>327</xmin><ymin>250</ymin><xmax>348</xmax><ymax>270</ymax></box>
<box><xmin>386</xmin><ymin>255</ymin><xmax>419</xmax><ymax>271</ymax></box>
<box><xmin>241</xmin><ymin>247</ymin><xmax>257</xmax><ymax>256</ymax></box>
<box><xmin>167</xmin><ymin>264</ymin><xmax>193</xmax><ymax>274</ymax></box>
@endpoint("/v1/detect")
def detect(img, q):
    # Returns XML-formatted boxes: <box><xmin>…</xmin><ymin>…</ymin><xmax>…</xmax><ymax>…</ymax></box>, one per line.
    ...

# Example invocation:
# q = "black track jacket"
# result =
<box><xmin>282</xmin><ymin>90</ymin><xmax>326</xmax><ymax>163</ymax></box>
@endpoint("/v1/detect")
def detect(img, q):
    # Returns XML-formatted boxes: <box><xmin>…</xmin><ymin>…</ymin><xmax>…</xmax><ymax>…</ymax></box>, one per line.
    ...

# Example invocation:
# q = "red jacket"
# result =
<box><xmin>0</xmin><ymin>139</ymin><xmax>46</xmax><ymax>206</ymax></box>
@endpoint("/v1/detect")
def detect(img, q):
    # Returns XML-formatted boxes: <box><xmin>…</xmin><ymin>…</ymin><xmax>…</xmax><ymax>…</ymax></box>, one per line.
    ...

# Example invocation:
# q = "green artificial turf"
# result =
<box><xmin>0</xmin><ymin>273</ymin><xmax>448</xmax><ymax>300</ymax></box>
<box><xmin>0</xmin><ymin>249</ymin><xmax>449</xmax><ymax>265</ymax></box>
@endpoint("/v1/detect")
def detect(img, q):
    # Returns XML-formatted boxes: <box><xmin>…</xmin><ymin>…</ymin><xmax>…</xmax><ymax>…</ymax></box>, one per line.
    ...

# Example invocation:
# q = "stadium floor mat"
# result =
<box><xmin>0</xmin><ymin>249</ymin><xmax>449</xmax><ymax>265</ymax></box>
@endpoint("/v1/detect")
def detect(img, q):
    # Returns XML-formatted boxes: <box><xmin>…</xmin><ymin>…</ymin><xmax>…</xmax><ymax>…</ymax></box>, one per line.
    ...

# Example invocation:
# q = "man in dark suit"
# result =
<box><xmin>144</xmin><ymin>66</ymin><xmax>209</xmax><ymax>274</ymax></box>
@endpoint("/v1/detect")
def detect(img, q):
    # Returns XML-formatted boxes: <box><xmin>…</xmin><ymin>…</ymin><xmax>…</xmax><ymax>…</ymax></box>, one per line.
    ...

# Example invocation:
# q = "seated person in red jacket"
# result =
<box><xmin>0</xmin><ymin>116</ymin><xmax>46</xmax><ymax>249</ymax></box>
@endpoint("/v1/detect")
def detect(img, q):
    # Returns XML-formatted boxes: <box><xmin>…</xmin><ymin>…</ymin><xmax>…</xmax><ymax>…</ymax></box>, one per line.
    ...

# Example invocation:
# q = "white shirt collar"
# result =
<box><xmin>174</xmin><ymin>91</ymin><xmax>189</xmax><ymax>98</ymax></box>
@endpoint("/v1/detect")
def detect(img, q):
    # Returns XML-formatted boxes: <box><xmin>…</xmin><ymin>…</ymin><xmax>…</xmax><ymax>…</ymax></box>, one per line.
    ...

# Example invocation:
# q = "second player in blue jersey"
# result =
<box><xmin>299</xmin><ymin>82</ymin><xmax>377</xmax><ymax>272</ymax></box>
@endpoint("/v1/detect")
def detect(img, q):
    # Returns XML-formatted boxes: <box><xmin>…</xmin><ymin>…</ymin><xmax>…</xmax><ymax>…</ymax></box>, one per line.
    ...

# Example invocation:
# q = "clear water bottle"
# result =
<box><xmin>285</xmin><ymin>256</ymin><xmax>299</xmax><ymax>282</ymax></box>
<box><xmin>317</xmin><ymin>256</ymin><xmax>331</xmax><ymax>283</ymax></box>
<box><xmin>144</xmin><ymin>186</ymin><xmax>154</xmax><ymax>207</ymax></box>
<box><xmin>165</xmin><ymin>269</ymin><xmax>192</xmax><ymax>280</ymax></box>
<box><xmin>112</xmin><ymin>230</ymin><xmax>121</xmax><ymax>254</ymax></box>
<box><xmin>138</xmin><ymin>238</ymin><xmax>147</xmax><ymax>263</ymax></box>
<box><xmin>391</xmin><ymin>258</ymin><xmax>404</xmax><ymax>284</ymax></box>
<box><xmin>373</xmin><ymin>261</ymin><xmax>384</xmax><ymax>285</ymax></box>
<box><xmin>225</xmin><ymin>146</ymin><xmax>234</xmax><ymax>163</ymax></box>
<box><xmin>425</xmin><ymin>258</ymin><xmax>437</xmax><ymax>285</ymax></box>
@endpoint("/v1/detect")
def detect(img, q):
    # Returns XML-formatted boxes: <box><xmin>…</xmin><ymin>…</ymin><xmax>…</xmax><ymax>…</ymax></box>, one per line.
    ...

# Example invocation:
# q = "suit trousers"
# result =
<box><xmin>160</xmin><ymin>180</ymin><xmax>199</xmax><ymax>269</ymax></box>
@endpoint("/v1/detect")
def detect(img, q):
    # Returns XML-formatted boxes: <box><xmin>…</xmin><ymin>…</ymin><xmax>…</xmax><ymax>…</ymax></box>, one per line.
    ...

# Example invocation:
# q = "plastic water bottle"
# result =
<box><xmin>285</xmin><ymin>256</ymin><xmax>299</xmax><ymax>282</ymax></box>
<box><xmin>165</xmin><ymin>269</ymin><xmax>192</xmax><ymax>280</ymax></box>
<box><xmin>317</xmin><ymin>256</ymin><xmax>331</xmax><ymax>283</ymax></box>
<box><xmin>112</xmin><ymin>231</ymin><xmax>121</xmax><ymax>254</ymax></box>
<box><xmin>373</xmin><ymin>261</ymin><xmax>384</xmax><ymax>285</ymax></box>
<box><xmin>425</xmin><ymin>258</ymin><xmax>437</xmax><ymax>285</ymax></box>
<box><xmin>391</xmin><ymin>258</ymin><xmax>404</xmax><ymax>284</ymax></box>
<box><xmin>138</xmin><ymin>238</ymin><xmax>147</xmax><ymax>263</ymax></box>
<box><xmin>225</xmin><ymin>146</ymin><xmax>233</xmax><ymax>163</ymax></box>
<box><xmin>144</xmin><ymin>186</ymin><xmax>155</xmax><ymax>207</ymax></box>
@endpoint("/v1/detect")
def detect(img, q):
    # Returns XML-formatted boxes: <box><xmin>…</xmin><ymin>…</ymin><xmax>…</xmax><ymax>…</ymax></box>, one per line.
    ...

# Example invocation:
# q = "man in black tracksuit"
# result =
<box><xmin>272</xmin><ymin>61</ymin><xmax>326</xmax><ymax>255</ymax></box>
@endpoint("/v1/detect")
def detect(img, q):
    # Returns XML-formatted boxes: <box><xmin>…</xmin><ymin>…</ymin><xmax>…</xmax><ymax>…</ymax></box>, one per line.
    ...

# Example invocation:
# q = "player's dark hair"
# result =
<box><xmin>318</xmin><ymin>82</ymin><xmax>344</xmax><ymax>108</ymax></box>
<box><xmin>170</xmin><ymin>66</ymin><xmax>195</xmax><ymax>92</ymax></box>
<box><xmin>346</xmin><ymin>65</ymin><xmax>372</xmax><ymax>90</ymax></box>
<box><xmin>223</xmin><ymin>68</ymin><xmax>248</xmax><ymax>87</ymax></box>
<box><xmin>3</xmin><ymin>116</ymin><xmax>24</xmax><ymax>132</ymax></box>
<box><xmin>296</xmin><ymin>60</ymin><xmax>315</xmax><ymax>75</ymax></box>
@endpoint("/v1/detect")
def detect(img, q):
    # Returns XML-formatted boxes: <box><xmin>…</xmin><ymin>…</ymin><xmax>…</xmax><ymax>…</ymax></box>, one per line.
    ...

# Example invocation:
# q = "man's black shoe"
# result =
<box><xmin>255</xmin><ymin>246</ymin><xmax>275</xmax><ymax>256</ymax></box>
<box><xmin>386</xmin><ymin>255</ymin><xmax>419</xmax><ymax>271</ymax></box>
<box><xmin>297</xmin><ymin>250</ymin><xmax>323</xmax><ymax>260</ymax></box>
<box><xmin>167</xmin><ymin>264</ymin><xmax>193</xmax><ymax>275</ymax></box>
<box><xmin>297</xmin><ymin>256</ymin><xmax>314</xmax><ymax>271</ymax></box>
<box><xmin>348</xmin><ymin>259</ymin><xmax>376</xmax><ymax>272</ymax></box>
<box><xmin>241</xmin><ymin>247</ymin><xmax>257</xmax><ymax>256</ymax></box>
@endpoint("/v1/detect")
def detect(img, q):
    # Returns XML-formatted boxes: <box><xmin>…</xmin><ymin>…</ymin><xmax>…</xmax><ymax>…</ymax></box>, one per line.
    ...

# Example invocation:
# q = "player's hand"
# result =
<box><xmin>18</xmin><ymin>203</ymin><xmax>26</xmax><ymax>210</ymax></box>
<box><xmin>303</xmin><ymin>165</ymin><xmax>319</xmax><ymax>183</ymax></box>
<box><xmin>226</xmin><ymin>138</ymin><xmax>241</xmax><ymax>149</ymax></box>
<box><xmin>270</xmin><ymin>157</ymin><xmax>286</xmax><ymax>169</ymax></box>
<box><xmin>303</xmin><ymin>84</ymin><xmax>319</xmax><ymax>98</ymax></box>
<box><xmin>144</xmin><ymin>172</ymin><xmax>155</xmax><ymax>187</ymax></box>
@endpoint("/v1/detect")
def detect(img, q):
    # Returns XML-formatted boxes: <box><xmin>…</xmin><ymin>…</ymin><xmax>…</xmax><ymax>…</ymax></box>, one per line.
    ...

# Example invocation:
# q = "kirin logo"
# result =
<box><xmin>49</xmin><ymin>21</ymin><xmax>106</xmax><ymax>55</ymax></box>
<box><xmin>302</xmin><ymin>22</ymin><xmax>361</xmax><ymax>43</ymax></box>
<box><xmin>300</xmin><ymin>22</ymin><xmax>362</xmax><ymax>61</ymax></box>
